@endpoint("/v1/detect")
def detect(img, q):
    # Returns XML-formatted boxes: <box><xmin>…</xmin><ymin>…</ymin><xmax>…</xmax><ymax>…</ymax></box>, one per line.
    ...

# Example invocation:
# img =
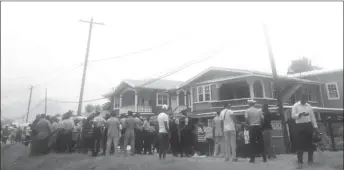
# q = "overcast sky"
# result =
<box><xmin>1</xmin><ymin>2</ymin><xmax>343</xmax><ymax>120</ymax></box>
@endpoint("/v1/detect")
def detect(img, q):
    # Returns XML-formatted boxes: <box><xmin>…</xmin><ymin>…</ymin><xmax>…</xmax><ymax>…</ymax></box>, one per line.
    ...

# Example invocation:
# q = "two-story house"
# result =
<box><xmin>176</xmin><ymin>66</ymin><xmax>342</xmax><ymax>153</ymax></box>
<box><xmin>104</xmin><ymin>79</ymin><xmax>188</xmax><ymax>116</ymax></box>
<box><xmin>104</xmin><ymin>67</ymin><xmax>343</xmax><ymax>153</ymax></box>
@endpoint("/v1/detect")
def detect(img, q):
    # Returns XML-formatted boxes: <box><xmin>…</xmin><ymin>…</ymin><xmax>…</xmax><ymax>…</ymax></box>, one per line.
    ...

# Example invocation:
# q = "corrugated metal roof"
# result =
<box><xmin>288</xmin><ymin>68</ymin><xmax>343</xmax><ymax>78</ymax></box>
<box><xmin>123</xmin><ymin>79</ymin><xmax>183</xmax><ymax>90</ymax></box>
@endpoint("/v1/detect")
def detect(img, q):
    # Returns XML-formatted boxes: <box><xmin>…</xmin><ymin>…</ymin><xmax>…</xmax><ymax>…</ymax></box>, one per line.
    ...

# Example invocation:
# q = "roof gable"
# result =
<box><xmin>179</xmin><ymin>66</ymin><xmax>272</xmax><ymax>88</ymax></box>
<box><xmin>119</xmin><ymin>79</ymin><xmax>182</xmax><ymax>92</ymax></box>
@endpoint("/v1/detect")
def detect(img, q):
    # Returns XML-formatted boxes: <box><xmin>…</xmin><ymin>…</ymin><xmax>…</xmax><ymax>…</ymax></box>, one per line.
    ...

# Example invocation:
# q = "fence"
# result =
<box><xmin>317</xmin><ymin>119</ymin><xmax>343</xmax><ymax>151</ymax></box>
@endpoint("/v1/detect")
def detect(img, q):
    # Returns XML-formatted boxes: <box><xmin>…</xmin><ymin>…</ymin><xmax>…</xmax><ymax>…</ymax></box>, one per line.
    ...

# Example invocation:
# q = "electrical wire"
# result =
<box><xmin>137</xmin><ymin>42</ymin><xmax>230</xmax><ymax>88</ymax></box>
<box><xmin>47</xmin><ymin>97</ymin><xmax>105</xmax><ymax>104</ymax></box>
<box><xmin>29</xmin><ymin>99</ymin><xmax>45</xmax><ymax>112</ymax></box>
<box><xmin>88</xmin><ymin>40</ymin><xmax>174</xmax><ymax>63</ymax></box>
<box><xmin>34</xmin><ymin>64</ymin><xmax>84</xmax><ymax>88</ymax></box>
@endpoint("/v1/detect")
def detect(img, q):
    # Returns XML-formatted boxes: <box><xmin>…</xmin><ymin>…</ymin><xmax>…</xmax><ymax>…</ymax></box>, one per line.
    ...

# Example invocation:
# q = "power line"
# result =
<box><xmin>88</xmin><ymin>40</ymin><xmax>174</xmax><ymax>63</ymax></box>
<box><xmin>30</xmin><ymin>99</ymin><xmax>45</xmax><ymax>112</ymax></box>
<box><xmin>34</xmin><ymin>64</ymin><xmax>83</xmax><ymax>88</ymax></box>
<box><xmin>48</xmin><ymin>97</ymin><xmax>105</xmax><ymax>104</ymax></box>
<box><xmin>137</xmin><ymin>42</ymin><xmax>230</xmax><ymax>88</ymax></box>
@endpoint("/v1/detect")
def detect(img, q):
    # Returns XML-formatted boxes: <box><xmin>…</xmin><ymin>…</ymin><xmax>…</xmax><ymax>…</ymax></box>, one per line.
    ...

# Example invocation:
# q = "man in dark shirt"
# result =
<box><xmin>262</xmin><ymin>103</ymin><xmax>276</xmax><ymax>159</ymax></box>
<box><xmin>82</xmin><ymin>117</ymin><xmax>93</xmax><ymax>154</ymax></box>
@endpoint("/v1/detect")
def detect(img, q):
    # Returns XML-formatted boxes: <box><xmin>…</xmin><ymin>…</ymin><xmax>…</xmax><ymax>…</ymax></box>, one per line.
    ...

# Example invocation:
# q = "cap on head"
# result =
<box><xmin>162</xmin><ymin>105</ymin><xmax>169</xmax><ymax>110</ymax></box>
<box><xmin>248</xmin><ymin>99</ymin><xmax>256</xmax><ymax>106</ymax></box>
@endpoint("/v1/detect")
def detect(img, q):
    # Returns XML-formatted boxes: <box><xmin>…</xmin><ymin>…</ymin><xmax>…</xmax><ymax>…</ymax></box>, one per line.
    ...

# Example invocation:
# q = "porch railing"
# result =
<box><xmin>210</xmin><ymin>97</ymin><xmax>278</xmax><ymax>109</ymax></box>
<box><xmin>120</xmin><ymin>105</ymin><xmax>152</xmax><ymax>113</ymax></box>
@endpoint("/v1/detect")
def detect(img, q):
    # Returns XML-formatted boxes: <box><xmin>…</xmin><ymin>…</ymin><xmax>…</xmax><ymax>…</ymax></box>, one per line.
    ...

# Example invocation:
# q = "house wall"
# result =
<box><xmin>287</xmin><ymin>84</ymin><xmax>323</xmax><ymax>107</ymax></box>
<box><xmin>121</xmin><ymin>91</ymin><xmax>135</xmax><ymax>107</ymax></box>
<box><xmin>300</xmin><ymin>71</ymin><xmax>343</xmax><ymax>108</ymax></box>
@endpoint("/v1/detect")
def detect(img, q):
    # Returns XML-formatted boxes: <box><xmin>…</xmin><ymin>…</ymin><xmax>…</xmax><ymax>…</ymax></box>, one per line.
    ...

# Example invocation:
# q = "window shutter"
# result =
<box><xmin>192</xmin><ymin>87</ymin><xmax>197</xmax><ymax>102</ymax></box>
<box><xmin>210</xmin><ymin>84</ymin><xmax>216</xmax><ymax>101</ymax></box>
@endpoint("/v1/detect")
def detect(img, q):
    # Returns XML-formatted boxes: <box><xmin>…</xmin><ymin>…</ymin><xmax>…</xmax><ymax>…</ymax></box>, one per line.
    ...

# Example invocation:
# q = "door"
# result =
<box><xmin>171</xmin><ymin>95</ymin><xmax>178</xmax><ymax>112</ymax></box>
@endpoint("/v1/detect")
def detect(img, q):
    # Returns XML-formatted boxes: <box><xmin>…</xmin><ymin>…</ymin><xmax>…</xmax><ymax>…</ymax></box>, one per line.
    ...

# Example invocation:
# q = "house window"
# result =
<box><xmin>326</xmin><ymin>82</ymin><xmax>340</xmax><ymax>100</ymax></box>
<box><xmin>304</xmin><ymin>88</ymin><xmax>316</xmax><ymax>102</ymax></box>
<box><xmin>157</xmin><ymin>93</ymin><xmax>169</xmax><ymax>106</ymax></box>
<box><xmin>198</xmin><ymin>86</ymin><xmax>204</xmax><ymax>102</ymax></box>
<box><xmin>207</xmin><ymin>119</ymin><xmax>213</xmax><ymax>127</ymax></box>
<box><xmin>270</xmin><ymin>82</ymin><xmax>277</xmax><ymax>98</ymax></box>
<box><xmin>308</xmin><ymin>91</ymin><xmax>316</xmax><ymax>102</ymax></box>
<box><xmin>204</xmin><ymin>86</ymin><xmax>211</xmax><ymax>101</ymax></box>
<box><xmin>196</xmin><ymin>85</ymin><xmax>212</xmax><ymax>102</ymax></box>
<box><xmin>114</xmin><ymin>99</ymin><xmax>120</xmax><ymax>109</ymax></box>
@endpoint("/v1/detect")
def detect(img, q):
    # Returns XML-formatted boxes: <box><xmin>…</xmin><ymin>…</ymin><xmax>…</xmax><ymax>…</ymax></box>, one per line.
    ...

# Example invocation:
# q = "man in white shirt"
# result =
<box><xmin>62</xmin><ymin>112</ymin><xmax>75</xmax><ymax>153</ymax></box>
<box><xmin>292</xmin><ymin>94</ymin><xmax>318</xmax><ymax>169</ymax></box>
<box><xmin>245</xmin><ymin>100</ymin><xmax>266</xmax><ymax>163</ymax></box>
<box><xmin>220</xmin><ymin>103</ymin><xmax>238</xmax><ymax>162</ymax></box>
<box><xmin>157</xmin><ymin>105</ymin><xmax>169</xmax><ymax>160</ymax></box>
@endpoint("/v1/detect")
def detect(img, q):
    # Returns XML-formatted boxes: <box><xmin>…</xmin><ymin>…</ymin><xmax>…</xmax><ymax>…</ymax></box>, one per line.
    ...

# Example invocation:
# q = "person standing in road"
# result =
<box><xmin>220</xmin><ymin>103</ymin><xmax>238</xmax><ymax>162</ymax></box>
<box><xmin>62</xmin><ymin>111</ymin><xmax>75</xmax><ymax>153</ymax></box>
<box><xmin>92</xmin><ymin>112</ymin><xmax>106</xmax><ymax>157</ymax></box>
<box><xmin>291</xmin><ymin>94</ymin><xmax>318</xmax><ymax>169</ymax></box>
<box><xmin>157</xmin><ymin>105</ymin><xmax>170</xmax><ymax>160</ymax></box>
<box><xmin>143</xmin><ymin>116</ymin><xmax>154</xmax><ymax>155</ymax></box>
<box><xmin>212</xmin><ymin>111</ymin><xmax>223</xmax><ymax>157</ymax></box>
<box><xmin>82</xmin><ymin>117</ymin><xmax>93</xmax><ymax>154</ymax></box>
<box><xmin>134</xmin><ymin>113</ymin><xmax>143</xmax><ymax>154</ymax></box>
<box><xmin>102</xmin><ymin>114</ymin><xmax>111</xmax><ymax>156</ymax></box>
<box><xmin>261</xmin><ymin>103</ymin><xmax>276</xmax><ymax>159</ymax></box>
<box><xmin>105</xmin><ymin>111</ymin><xmax>121</xmax><ymax>157</ymax></box>
<box><xmin>123</xmin><ymin>111</ymin><xmax>138</xmax><ymax>156</ymax></box>
<box><xmin>33</xmin><ymin>114</ymin><xmax>52</xmax><ymax>155</ymax></box>
<box><xmin>119</xmin><ymin>114</ymin><xmax>127</xmax><ymax>153</ymax></box>
<box><xmin>245</xmin><ymin>100</ymin><xmax>267</xmax><ymax>163</ymax></box>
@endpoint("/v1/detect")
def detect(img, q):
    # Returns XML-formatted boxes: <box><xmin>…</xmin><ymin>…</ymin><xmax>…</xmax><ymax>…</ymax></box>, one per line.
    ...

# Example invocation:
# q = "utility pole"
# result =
<box><xmin>26</xmin><ymin>86</ymin><xmax>34</xmax><ymax>123</ymax></box>
<box><xmin>263</xmin><ymin>23</ymin><xmax>291</xmax><ymax>153</ymax></box>
<box><xmin>77</xmin><ymin>17</ymin><xmax>104</xmax><ymax>116</ymax></box>
<box><xmin>45</xmin><ymin>88</ymin><xmax>47</xmax><ymax>114</ymax></box>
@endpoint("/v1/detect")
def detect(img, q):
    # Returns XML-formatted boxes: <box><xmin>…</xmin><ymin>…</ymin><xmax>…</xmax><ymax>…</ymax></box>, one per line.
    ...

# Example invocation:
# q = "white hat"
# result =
<box><xmin>247</xmin><ymin>99</ymin><xmax>256</xmax><ymax>103</ymax></box>
<box><xmin>162</xmin><ymin>105</ymin><xmax>169</xmax><ymax>110</ymax></box>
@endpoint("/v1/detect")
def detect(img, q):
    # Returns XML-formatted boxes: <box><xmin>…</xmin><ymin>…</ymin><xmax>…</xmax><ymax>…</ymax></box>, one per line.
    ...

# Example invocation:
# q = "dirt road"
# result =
<box><xmin>3</xmin><ymin>144</ymin><xmax>343</xmax><ymax>170</ymax></box>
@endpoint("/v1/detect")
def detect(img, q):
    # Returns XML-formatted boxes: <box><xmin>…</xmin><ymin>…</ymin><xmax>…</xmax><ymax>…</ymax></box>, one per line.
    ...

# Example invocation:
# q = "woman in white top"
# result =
<box><xmin>291</xmin><ymin>94</ymin><xmax>318</xmax><ymax>169</ymax></box>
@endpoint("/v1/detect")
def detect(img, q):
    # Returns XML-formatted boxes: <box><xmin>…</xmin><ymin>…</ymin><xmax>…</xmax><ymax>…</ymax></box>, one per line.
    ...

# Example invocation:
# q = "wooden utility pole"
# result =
<box><xmin>77</xmin><ymin>17</ymin><xmax>104</xmax><ymax>116</ymax></box>
<box><xmin>45</xmin><ymin>88</ymin><xmax>47</xmax><ymax>114</ymax></box>
<box><xmin>263</xmin><ymin>23</ymin><xmax>291</xmax><ymax>153</ymax></box>
<box><xmin>26</xmin><ymin>86</ymin><xmax>34</xmax><ymax>123</ymax></box>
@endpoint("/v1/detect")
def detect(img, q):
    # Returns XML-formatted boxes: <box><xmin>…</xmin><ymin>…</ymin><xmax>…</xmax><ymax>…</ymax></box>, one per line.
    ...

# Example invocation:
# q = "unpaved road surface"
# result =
<box><xmin>3</xmin><ymin>144</ymin><xmax>343</xmax><ymax>170</ymax></box>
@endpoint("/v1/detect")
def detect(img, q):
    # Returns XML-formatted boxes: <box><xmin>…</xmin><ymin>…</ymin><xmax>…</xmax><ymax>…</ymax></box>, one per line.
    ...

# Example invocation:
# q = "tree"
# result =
<box><xmin>85</xmin><ymin>104</ymin><xmax>95</xmax><ymax>113</ymax></box>
<box><xmin>287</xmin><ymin>56</ymin><xmax>322</xmax><ymax>74</ymax></box>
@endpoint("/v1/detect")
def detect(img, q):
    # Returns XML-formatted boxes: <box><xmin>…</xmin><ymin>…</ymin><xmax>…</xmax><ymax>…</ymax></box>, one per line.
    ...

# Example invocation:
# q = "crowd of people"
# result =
<box><xmin>1</xmin><ymin>93</ymin><xmax>320</xmax><ymax>169</ymax></box>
